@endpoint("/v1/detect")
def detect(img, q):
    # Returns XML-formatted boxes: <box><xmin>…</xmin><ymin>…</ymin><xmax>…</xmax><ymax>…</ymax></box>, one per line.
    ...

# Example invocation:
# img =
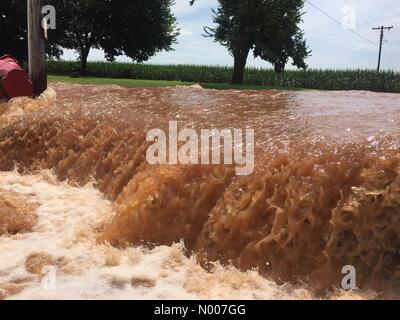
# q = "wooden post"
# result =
<box><xmin>28</xmin><ymin>0</ymin><xmax>47</xmax><ymax>96</ymax></box>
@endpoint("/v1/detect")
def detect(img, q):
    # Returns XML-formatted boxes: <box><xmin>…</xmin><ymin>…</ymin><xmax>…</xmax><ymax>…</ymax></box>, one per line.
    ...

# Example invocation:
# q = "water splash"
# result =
<box><xmin>1</xmin><ymin>83</ymin><xmax>400</xmax><ymax>298</ymax></box>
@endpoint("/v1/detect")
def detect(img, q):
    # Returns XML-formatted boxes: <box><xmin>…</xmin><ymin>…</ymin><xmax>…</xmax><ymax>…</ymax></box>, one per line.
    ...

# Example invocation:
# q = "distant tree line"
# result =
<box><xmin>0</xmin><ymin>0</ymin><xmax>309</xmax><ymax>83</ymax></box>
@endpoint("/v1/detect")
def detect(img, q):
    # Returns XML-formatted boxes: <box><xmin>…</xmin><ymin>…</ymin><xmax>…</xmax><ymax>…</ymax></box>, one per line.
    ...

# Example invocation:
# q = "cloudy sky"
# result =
<box><xmin>63</xmin><ymin>0</ymin><xmax>400</xmax><ymax>70</ymax></box>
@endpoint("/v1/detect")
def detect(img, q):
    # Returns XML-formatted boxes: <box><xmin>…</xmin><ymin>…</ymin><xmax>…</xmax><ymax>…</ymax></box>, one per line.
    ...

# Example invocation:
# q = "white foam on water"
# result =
<box><xmin>0</xmin><ymin>170</ymin><xmax>375</xmax><ymax>300</ymax></box>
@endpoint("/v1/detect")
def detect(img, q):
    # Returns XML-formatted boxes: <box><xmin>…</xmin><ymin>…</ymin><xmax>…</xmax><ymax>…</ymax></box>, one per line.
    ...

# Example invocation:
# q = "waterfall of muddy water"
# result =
<box><xmin>1</xmin><ymin>83</ymin><xmax>400</xmax><ymax>299</ymax></box>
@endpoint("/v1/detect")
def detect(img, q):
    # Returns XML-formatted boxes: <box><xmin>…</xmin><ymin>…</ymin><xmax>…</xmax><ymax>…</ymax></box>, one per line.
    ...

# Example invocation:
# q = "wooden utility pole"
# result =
<box><xmin>372</xmin><ymin>25</ymin><xmax>393</xmax><ymax>72</ymax></box>
<box><xmin>28</xmin><ymin>0</ymin><xmax>47</xmax><ymax>96</ymax></box>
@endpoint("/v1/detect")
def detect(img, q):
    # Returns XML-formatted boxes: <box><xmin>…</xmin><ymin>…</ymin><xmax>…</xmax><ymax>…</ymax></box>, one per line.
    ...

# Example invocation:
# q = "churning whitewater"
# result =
<box><xmin>1</xmin><ymin>169</ymin><xmax>320</xmax><ymax>300</ymax></box>
<box><xmin>1</xmin><ymin>83</ymin><xmax>400</xmax><ymax>299</ymax></box>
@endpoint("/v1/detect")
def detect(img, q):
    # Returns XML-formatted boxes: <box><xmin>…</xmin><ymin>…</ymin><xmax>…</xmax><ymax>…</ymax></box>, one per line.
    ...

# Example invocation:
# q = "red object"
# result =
<box><xmin>0</xmin><ymin>55</ymin><xmax>34</xmax><ymax>100</ymax></box>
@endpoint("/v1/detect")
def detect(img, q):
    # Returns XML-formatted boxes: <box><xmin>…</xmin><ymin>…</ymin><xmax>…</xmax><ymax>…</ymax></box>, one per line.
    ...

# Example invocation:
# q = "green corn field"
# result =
<box><xmin>46</xmin><ymin>60</ymin><xmax>400</xmax><ymax>93</ymax></box>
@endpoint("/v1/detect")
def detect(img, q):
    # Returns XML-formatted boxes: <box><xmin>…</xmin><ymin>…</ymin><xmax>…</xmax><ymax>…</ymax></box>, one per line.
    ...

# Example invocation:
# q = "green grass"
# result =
<box><xmin>48</xmin><ymin>74</ymin><xmax>302</xmax><ymax>91</ymax></box>
<box><xmin>47</xmin><ymin>60</ymin><xmax>400</xmax><ymax>93</ymax></box>
<box><xmin>47</xmin><ymin>75</ymin><xmax>191</xmax><ymax>88</ymax></box>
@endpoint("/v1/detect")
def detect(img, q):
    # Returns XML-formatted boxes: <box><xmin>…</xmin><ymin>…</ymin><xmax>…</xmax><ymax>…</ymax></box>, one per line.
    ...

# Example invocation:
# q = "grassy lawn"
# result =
<box><xmin>48</xmin><ymin>75</ymin><xmax>192</xmax><ymax>88</ymax></box>
<box><xmin>48</xmin><ymin>61</ymin><xmax>400</xmax><ymax>93</ymax></box>
<box><xmin>48</xmin><ymin>74</ymin><xmax>303</xmax><ymax>91</ymax></box>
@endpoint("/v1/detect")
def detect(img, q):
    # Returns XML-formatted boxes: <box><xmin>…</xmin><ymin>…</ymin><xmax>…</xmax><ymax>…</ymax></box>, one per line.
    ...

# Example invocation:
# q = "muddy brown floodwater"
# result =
<box><xmin>0</xmin><ymin>83</ymin><xmax>400</xmax><ymax>299</ymax></box>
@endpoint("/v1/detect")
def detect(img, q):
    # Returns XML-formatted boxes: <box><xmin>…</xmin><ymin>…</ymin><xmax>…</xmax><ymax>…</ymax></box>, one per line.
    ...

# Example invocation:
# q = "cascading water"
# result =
<box><xmin>1</xmin><ymin>82</ymin><xmax>399</xmax><ymax>299</ymax></box>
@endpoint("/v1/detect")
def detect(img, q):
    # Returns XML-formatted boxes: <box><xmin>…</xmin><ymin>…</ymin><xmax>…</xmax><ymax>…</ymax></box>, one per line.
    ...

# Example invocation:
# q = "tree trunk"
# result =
<box><xmin>80</xmin><ymin>47</ymin><xmax>90</xmax><ymax>75</ymax></box>
<box><xmin>231</xmin><ymin>45</ymin><xmax>250</xmax><ymax>85</ymax></box>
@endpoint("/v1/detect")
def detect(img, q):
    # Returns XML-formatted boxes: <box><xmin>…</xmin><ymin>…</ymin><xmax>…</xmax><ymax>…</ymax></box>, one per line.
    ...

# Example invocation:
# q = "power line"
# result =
<box><xmin>305</xmin><ymin>0</ymin><xmax>377</xmax><ymax>47</ymax></box>
<box><xmin>306</xmin><ymin>0</ymin><xmax>397</xmax><ymax>71</ymax></box>
<box><xmin>344</xmin><ymin>0</ymin><xmax>398</xmax><ymax>71</ymax></box>
<box><xmin>372</xmin><ymin>25</ymin><xmax>394</xmax><ymax>72</ymax></box>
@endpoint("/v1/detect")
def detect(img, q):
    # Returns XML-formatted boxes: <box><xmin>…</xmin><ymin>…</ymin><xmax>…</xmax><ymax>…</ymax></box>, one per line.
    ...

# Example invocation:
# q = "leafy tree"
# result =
<box><xmin>58</xmin><ymin>0</ymin><xmax>179</xmax><ymax>74</ymax></box>
<box><xmin>0</xmin><ymin>0</ymin><xmax>178</xmax><ymax>74</ymax></box>
<box><xmin>0</xmin><ymin>0</ymin><xmax>63</xmax><ymax>64</ymax></box>
<box><xmin>100</xmin><ymin>0</ymin><xmax>179</xmax><ymax>63</ymax></box>
<box><xmin>193</xmin><ymin>0</ymin><xmax>310</xmax><ymax>84</ymax></box>
<box><xmin>0</xmin><ymin>1</ymin><xmax>27</xmax><ymax>62</ymax></box>
<box><xmin>56</xmin><ymin>0</ymin><xmax>103</xmax><ymax>74</ymax></box>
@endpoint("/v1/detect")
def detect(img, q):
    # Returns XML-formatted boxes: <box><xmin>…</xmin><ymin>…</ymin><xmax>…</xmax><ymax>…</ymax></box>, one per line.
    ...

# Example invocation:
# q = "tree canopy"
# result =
<box><xmin>0</xmin><ymin>0</ymin><xmax>63</xmax><ymax>63</ymax></box>
<box><xmin>0</xmin><ymin>1</ymin><xmax>28</xmax><ymax>62</ymax></box>
<box><xmin>100</xmin><ymin>0</ymin><xmax>179</xmax><ymax>63</ymax></box>
<box><xmin>0</xmin><ymin>0</ymin><xmax>179</xmax><ymax>73</ymax></box>
<box><xmin>196</xmin><ymin>0</ymin><xmax>310</xmax><ymax>83</ymax></box>
<box><xmin>57</xmin><ymin>0</ymin><xmax>179</xmax><ymax>73</ymax></box>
